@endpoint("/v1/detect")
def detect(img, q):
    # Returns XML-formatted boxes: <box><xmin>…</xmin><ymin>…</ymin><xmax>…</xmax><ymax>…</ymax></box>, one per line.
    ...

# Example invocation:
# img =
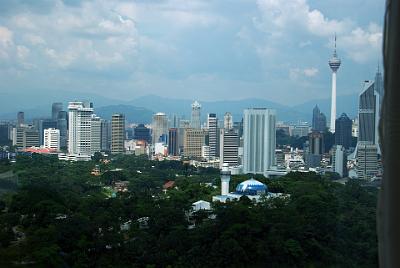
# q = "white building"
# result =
<box><xmin>190</xmin><ymin>101</ymin><xmax>201</xmax><ymax>129</ymax></box>
<box><xmin>201</xmin><ymin>145</ymin><xmax>210</xmax><ymax>161</ymax></box>
<box><xmin>207</xmin><ymin>113</ymin><xmax>218</xmax><ymax>158</ymax></box>
<box><xmin>332</xmin><ymin>145</ymin><xmax>347</xmax><ymax>178</ymax></box>
<box><xmin>224</xmin><ymin>112</ymin><xmax>233</xmax><ymax>130</ymax></box>
<box><xmin>243</xmin><ymin>108</ymin><xmax>276</xmax><ymax>174</ymax></box>
<box><xmin>357</xmin><ymin>143</ymin><xmax>378</xmax><ymax>180</ymax></box>
<box><xmin>192</xmin><ymin>200</ymin><xmax>211</xmax><ymax>212</ymax></box>
<box><xmin>68</xmin><ymin>101</ymin><xmax>94</xmax><ymax>155</ymax></box>
<box><xmin>219</xmin><ymin>128</ymin><xmax>239</xmax><ymax>168</ymax></box>
<box><xmin>44</xmin><ymin>128</ymin><xmax>60</xmax><ymax>151</ymax></box>
<box><xmin>154</xmin><ymin>142</ymin><xmax>168</xmax><ymax>156</ymax></box>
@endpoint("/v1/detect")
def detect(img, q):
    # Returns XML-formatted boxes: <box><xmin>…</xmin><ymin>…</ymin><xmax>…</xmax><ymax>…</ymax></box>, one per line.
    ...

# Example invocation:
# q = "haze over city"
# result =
<box><xmin>0</xmin><ymin>0</ymin><xmax>384</xmax><ymax>106</ymax></box>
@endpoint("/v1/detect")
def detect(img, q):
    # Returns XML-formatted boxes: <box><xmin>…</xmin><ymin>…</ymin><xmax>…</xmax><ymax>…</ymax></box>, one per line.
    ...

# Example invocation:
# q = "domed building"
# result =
<box><xmin>212</xmin><ymin>164</ymin><xmax>282</xmax><ymax>203</ymax></box>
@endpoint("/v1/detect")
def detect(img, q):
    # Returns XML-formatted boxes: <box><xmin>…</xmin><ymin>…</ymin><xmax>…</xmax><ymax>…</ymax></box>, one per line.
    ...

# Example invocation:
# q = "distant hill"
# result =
<box><xmin>95</xmin><ymin>105</ymin><xmax>154</xmax><ymax>124</ymax></box>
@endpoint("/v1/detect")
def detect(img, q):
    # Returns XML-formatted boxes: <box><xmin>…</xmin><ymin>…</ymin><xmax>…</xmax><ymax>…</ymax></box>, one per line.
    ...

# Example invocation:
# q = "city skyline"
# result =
<box><xmin>0</xmin><ymin>0</ymin><xmax>384</xmax><ymax>105</ymax></box>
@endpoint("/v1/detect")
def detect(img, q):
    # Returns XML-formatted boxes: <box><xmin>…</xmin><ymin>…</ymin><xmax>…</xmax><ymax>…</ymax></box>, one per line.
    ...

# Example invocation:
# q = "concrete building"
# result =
<box><xmin>332</xmin><ymin>145</ymin><xmax>347</xmax><ymax>177</ymax></box>
<box><xmin>44</xmin><ymin>128</ymin><xmax>60</xmax><ymax>151</ymax></box>
<box><xmin>190</xmin><ymin>101</ymin><xmax>201</xmax><ymax>129</ymax></box>
<box><xmin>68</xmin><ymin>101</ymin><xmax>94</xmax><ymax>155</ymax></box>
<box><xmin>291</xmin><ymin>124</ymin><xmax>310</xmax><ymax>137</ymax></box>
<box><xmin>335</xmin><ymin>113</ymin><xmax>352</xmax><ymax>149</ymax></box>
<box><xmin>243</xmin><ymin>108</ymin><xmax>276</xmax><ymax>174</ymax></box>
<box><xmin>201</xmin><ymin>145</ymin><xmax>210</xmax><ymax>161</ymax></box>
<box><xmin>183</xmin><ymin>128</ymin><xmax>205</xmax><ymax>159</ymax></box>
<box><xmin>13</xmin><ymin>126</ymin><xmax>40</xmax><ymax>149</ymax></box>
<box><xmin>36</xmin><ymin>119</ymin><xmax>57</xmax><ymax>146</ymax></box>
<box><xmin>111</xmin><ymin>113</ymin><xmax>125</xmax><ymax>154</ymax></box>
<box><xmin>17</xmin><ymin>112</ymin><xmax>24</xmax><ymax>127</ymax></box>
<box><xmin>100</xmin><ymin>119</ymin><xmax>111</xmax><ymax>151</ymax></box>
<box><xmin>306</xmin><ymin>131</ymin><xmax>324</xmax><ymax>168</ymax></box>
<box><xmin>168</xmin><ymin>128</ymin><xmax>179</xmax><ymax>156</ymax></box>
<box><xmin>219</xmin><ymin>128</ymin><xmax>239</xmax><ymax>168</ymax></box>
<box><xmin>152</xmin><ymin>113</ymin><xmax>168</xmax><ymax>144</ymax></box>
<box><xmin>91</xmin><ymin>115</ymin><xmax>102</xmax><ymax>154</ymax></box>
<box><xmin>358</xmin><ymin>81</ymin><xmax>377</xmax><ymax>145</ymax></box>
<box><xmin>207</xmin><ymin>113</ymin><xmax>218</xmax><ymax>158</ymax></box>
<box><xmin>57</xmin><ymin>111</ymin><xmax>68</xmax><ymax>148</ymax></box>
<box><xmin>357</xmin><ymin>143</ymin><xmax>378</xmax><ymax>180</ymax></box>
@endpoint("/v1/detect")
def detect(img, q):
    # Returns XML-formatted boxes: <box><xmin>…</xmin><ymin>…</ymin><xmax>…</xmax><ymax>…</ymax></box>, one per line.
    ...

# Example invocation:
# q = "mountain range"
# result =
<box><xmin>0</xmin><ymin>91</ymin><xmax>359</xmax><ymax>124</ymax></box>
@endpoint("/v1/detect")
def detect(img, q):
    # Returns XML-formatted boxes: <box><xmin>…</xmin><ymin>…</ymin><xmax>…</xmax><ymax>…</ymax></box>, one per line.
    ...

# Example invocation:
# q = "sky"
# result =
<box><xmin>0</xmin><ymin>0</ymin><xmax>384</xmax><ymax>105</ymax></box>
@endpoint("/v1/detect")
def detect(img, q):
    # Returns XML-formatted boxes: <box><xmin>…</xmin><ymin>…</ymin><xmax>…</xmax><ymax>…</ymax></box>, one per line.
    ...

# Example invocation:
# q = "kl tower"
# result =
<box><xmin>328</xmin><ymin>35</ymin><xmax>341</xmax><ymax>132</ymax></box>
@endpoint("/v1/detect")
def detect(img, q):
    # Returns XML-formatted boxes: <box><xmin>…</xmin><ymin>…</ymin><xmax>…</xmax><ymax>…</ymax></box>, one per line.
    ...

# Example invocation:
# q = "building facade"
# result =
<box><xmin>243</xmin><ymin>108</ymin><xmax>276</xmax><ymax>174</ymax></box>
<box><xmin>190</xmin><ymin>101</ymin><xmax>201</xmax><ymax>129</ymax></box>
<box><xmin>335</xmin><ymin>113</ymin><xmax>352</xmax><ymax>149</ymax></box>
<box><xmin>168</xmin><ymin>128</ymin><xmax>179</xmax><ymax>156</ymax></box>
<box><xmin>44</xmin><ymin>128</ymin><xmax>60</xmax><ymax>151</ymax></box>
<box><xmin>134</xmin><ymin>124</ymin><xmax>151</xmax><ymax>143</ymax></box>
<box><xmin>152</xmin><ymin>113</ymin><xmax>168</xmax><ymax>144</ymax></box>
<box><xmin>312</xmin><ymin>105</ymin><xmax>327</xmax><ymax>132</ymax></box>
<box><xmin>183</xmin><ymin>128</ymin><xmax>205</xmax><ymax>159</ymax></box>
<box><xmin>207</xmin><ymin>113</ymin><xmax>218</xmax><ymax>158</ymax></box>
<box><xmin>68</xmin><ymin>101</ymin><xmax>94</xmax><ymax>155</ymax></box>
<box><xmin>219</xmin><ymin>128</ymin><xmax>239</xmax><ymax>168</ymax></box>
<box><xmin>111</xmin><ymin>113</ymin><xmax>125</xmax><ymax>154</ymax></box>
<box><xmin>357</xmin><ymin>143</ymin><xmax>378</xmax><ymax>180</ymax></box>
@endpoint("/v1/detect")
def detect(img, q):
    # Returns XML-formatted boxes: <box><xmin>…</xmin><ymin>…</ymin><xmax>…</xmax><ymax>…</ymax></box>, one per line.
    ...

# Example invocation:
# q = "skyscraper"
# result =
<box><xmin>111</xmin><ymin>114</ymin><xmax>125</xmax><ymax>154</ymax></box>
<box><xmin>219</xmin><ymin>128</ymin><xmax>239</xmax><ymax>168</ymax></box>
<box><xmin>243</xmin><ymin>108</ymin><xmax>276</xmax><ymax>174</ymax></box>
<box><xmin>335</xmin><ymin>113</ymin><xmax>352</xmax><ymax>149</ymax></box>
<box><xmin>152</xmin><ymin>113</ymin><xmax>168</xmax><ymax>144</ymax></box>
<box><xmin>328</xmin><ymin>35</ymin><xmax>341</xmax><ymax>132</ymax></box>
<box><xmin>312</xmin><ymin>105</ymin><xmax>327</xmax><ymax>132</ymax></box>
<box><xmin>57</xmin><ymin>111</ymin><xmax>68</xmax><ymax>148</ymax></box>
<box><xmin>168</xmin><ymin>128</ymin><xmax>179</xmax><ymax>156</ymax></box>
<box><xmin>224</xmin><ymin>112</ymin><xmax>233</xmax><ymax>130</ymax></box>
<box><xmin>52</xmin><ymin>102</ymin><xmax>63</xmax><ymax>120</ymax></box>
<box><xmin>91</xmin><ymin>115</ymin><xmax>102</xmax><ymax>154</ymax></box>
<box><xmin>358</xmin><ymin>81</ymin><xmax>376</xmax><ymax>144</ymax></box>
<box><xmin>100</xmin><ymin>119</ymin><xmax>111</xmax><ymax>151</ymax></box>
<box><xmin>68</xmin><ymin>101</ymin><xmax>94</xmax><ymax>155</ymax></box>
<box><xmin>357</xmin><ymin>143</ymin><xmax>378</xmax><ymax>180</ymax></box>
<box><xmin>190</xmin><ymin>101</ymin><xmax>201</xmax><ymax>129</ymax></box>
<box><xmin>207</xmin><ymin>113</ymin><xmax>218</xmax><ymax>158</ymax></box>
<box><xmin>306</xmin><ymin>131</ymin><xmax>324</xmax><ymax>168</ymax></box>
<box><xmin>183</xmin><ymin>128</ymin><xmax>205</xmax><ymax>159</ymax></box>
<box><xmin>332</xmin><ymin>145</ymin><xmax>348</xmax><ymax>178</ymax></box>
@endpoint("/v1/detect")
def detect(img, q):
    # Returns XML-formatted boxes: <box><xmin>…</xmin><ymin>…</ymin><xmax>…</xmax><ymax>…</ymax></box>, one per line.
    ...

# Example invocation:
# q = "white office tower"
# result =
<box><xmin>328</xmin><ymin>35</ymin><xmax>341</xmax><ymax>132</ymax></box>
<box><xmin>220</xmin><ymin>163</ymin><xmax>231</xmax><ymax>196</ymax></box>
<box><xmin>332</xmin><ymin>145</ymin><xmax>347</xmax><ymax>178</ymax></box>
<box><xmin>356</xmin><ymin>143</ymin><xmax>378</xmax><ymax>180</ymax></box>
<box><xmin>91</xmin><ymin>115</ymin><xmax>102</xmax><ymax>154</ymax></box>
<box><xmin>243</xmin><ymin>108</ymin><xmax>276</xmax><ymax>174</ymax></box>
<box><xmin>152</xmin><ymin>113</ymin><xmax>168</xmax><ymax>144</ymax></box>
<box><xmin>202</xmin><ymin>145</ymin><xmax>210</xmax><ymax>161</ymax></box>
<box><xmin>207</xmin><ymin>113</ymin><xmax>218</xmax><ymax>158</ymax></box>
<box><xmin>219</xmin><ymin>128</ymin><xmax>239</xmax><ymax>168</ymax></box>
<box><xmin>68</xmin><ymin>102</ymin><xmax>94</xmax><ymax>155</ymax></box>
<box><xmin>190</xmin><ymin>101</ymin><xmax>201</xmax><ymax>129</ymax></box>
<box><xmin>224</xmin><ymin>112</ymin><xmax>233</xmax><ymax>130</ymax></box>
<box><xmin>44</xmin><ymin>128</ymin><xmax>60</xmax><ymax>151</ymax></box>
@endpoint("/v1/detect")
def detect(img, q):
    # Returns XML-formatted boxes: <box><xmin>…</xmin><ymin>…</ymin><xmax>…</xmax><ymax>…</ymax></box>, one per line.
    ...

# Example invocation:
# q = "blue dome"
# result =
<box><xmin>235</xmin><ymin>179</ymin><xmax>267</xmax><ymax>196</ymax></box>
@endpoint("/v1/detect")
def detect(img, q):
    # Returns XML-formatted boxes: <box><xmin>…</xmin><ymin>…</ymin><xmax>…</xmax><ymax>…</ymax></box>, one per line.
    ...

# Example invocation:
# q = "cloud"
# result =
<box><xmin>289</xmin><ymin>67</ymin><xmax>319</xmax><ymax>80</ymax></box>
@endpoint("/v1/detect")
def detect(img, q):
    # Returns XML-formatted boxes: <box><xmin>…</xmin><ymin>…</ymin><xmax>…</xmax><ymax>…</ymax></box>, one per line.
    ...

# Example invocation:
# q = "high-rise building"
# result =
<box><xmin>357</xmin><ymin>143</ymin><xmax>378</xmax><ymax>180</ymax></box>
<box><xmin>111</xmin><ymin>114</ymin><xmax>125</xmax><ymax>154</ymax></box>
<box><xmin>335</xmin><ymin>113</ymin><xmax>352</xmax><ymax>149</ymax></box>
<box><xmin>168</xmin><ymin>128</ymin><xmax>179</xmax><ymax>156</ymax></box>
<box><xmin>0</xmin><ymin>123</ymin><xmax>11</xmax><ymax>145</ymax></box>
<box><xmin>328</xmin><ymin>35</ymin><xmax>341</xmax><ymax>132</ymax></box>
<box><xmin>190</xmin><ymin>101</ymin><xmax>201</xmax><ymax>129</ymax></box>
<box><xmin>358</xmin><ymin>81</ymin><xmax>377</xmax><ymax>144</ymax></box>
<box><xmin>243</xmin><ymin>108</ymin><xmax>276</xmax><ymax>174</ymax></box>
<box><xmin>375</xmin><ymin>65</ymin><xmax>384</xmax><ymax>98</ymax></box>
<box><xmin>152</xmin><ymin>113</ymin><xmax>168</xmax><ymax>144</ymax></box>
<box><xmin>183</xmin><ymin>128</ymin><xmax>205</xmax><ymax>159</ymax></box>
<box><xmin>134</xmin><ymin>124</ymin><xmax>151</xmax><ymax>143</ymax></box>
<box><xmin>312</xmin><ymin>105</ymin><xmax>327</xmax><ymax>132</ymax></box>
<box><xmin>52</xmin><ymin>102</ymin><xmax>63</xmax><ymax>121</ymax></box>
<box><xmin>275</xmin><ymin>149</ymin><xmax>285</xmax><ymax>168</ymax></box>
<box><xmin>68</xmin><ymin>101</ymin><xmax>94</xmax><ymax>155</ymax></box>
<box><xmin>91</xmin><ymin>115</ymin><xmax>102</xmax><ymax>154</ymax></box>
<box><xmin>224</xmin><ymin>112</ymin><xmax>233</xmax><ymax>130</ymax></box>
<box><xmin>100</xmin><ymin>119</ymin><xmax>111</xmax><ymax>151</ymax></box>
<box><xmin>57</xmin><ymin>111</ymin><xmax>68</xmax><ymax>148</ymax></box>
<box><xmin>219</xmin><ymin>128</ymin><xmax>239</xmax><ymax>168</ymax></box>
<box><xmin>17</xmin><ymin>112</ymin><xmax>24</xmax><ymax>126</ymax></box>
<box><xmin>291</xmin><ymin>124</ymin><xmax>310</xmax><ymax>137</ymax></box>
<box><xmin>306</xmin><ymin>131</ymin><xmax>324</xmax><ymax>167</ymax></box>
<box><xmin>44</xmin><ymin>128</ymin><xmax>60</xmax><ymax>151</ymax></box>
<box><xmin>13</xmin><ymin>126</ymin><xmax>39</xmax><ymax>149</ymax></box>
<box><xmin>233</xmin><ymin>119</ymin><xmax>244</xmax><ymax>138</ymax></box>
<box><xmin>332</xmin><ymin>145</ymin><xmax>347</xmax><ymax>178</ymax></box>
<box><xmin>207</xmin><ymin>113</ymin><xmax>218</xmax><ymax>158</ymax></box>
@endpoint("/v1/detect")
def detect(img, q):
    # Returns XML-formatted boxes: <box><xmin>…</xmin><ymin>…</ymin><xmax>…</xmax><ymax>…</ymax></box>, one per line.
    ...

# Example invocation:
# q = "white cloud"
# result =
<box><xmin>0</xmin><ymin>26</ymin><xmax>13</xmax><ymax>47</ymax></box>
<box><xmin>16</xmin><ymin>45</ymin><xmax>29</xmax><ymax>59</ymax></box>
<box><xmin>290</xmin><ymin>67</ymin><xmax>319</xmax><ymax>80</ymax></box>
<box><xmin>304</xmin><ymin>67</ymin><xmax>318</xmax><ymax>77</ymax></box>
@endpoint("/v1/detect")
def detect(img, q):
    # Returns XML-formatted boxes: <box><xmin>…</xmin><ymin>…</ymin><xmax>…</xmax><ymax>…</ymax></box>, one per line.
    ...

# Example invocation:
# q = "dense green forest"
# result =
<box><xmin>0</xmin><ymin>154</ymin><xmax>378</xmax><ymax>267</ymax></box>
